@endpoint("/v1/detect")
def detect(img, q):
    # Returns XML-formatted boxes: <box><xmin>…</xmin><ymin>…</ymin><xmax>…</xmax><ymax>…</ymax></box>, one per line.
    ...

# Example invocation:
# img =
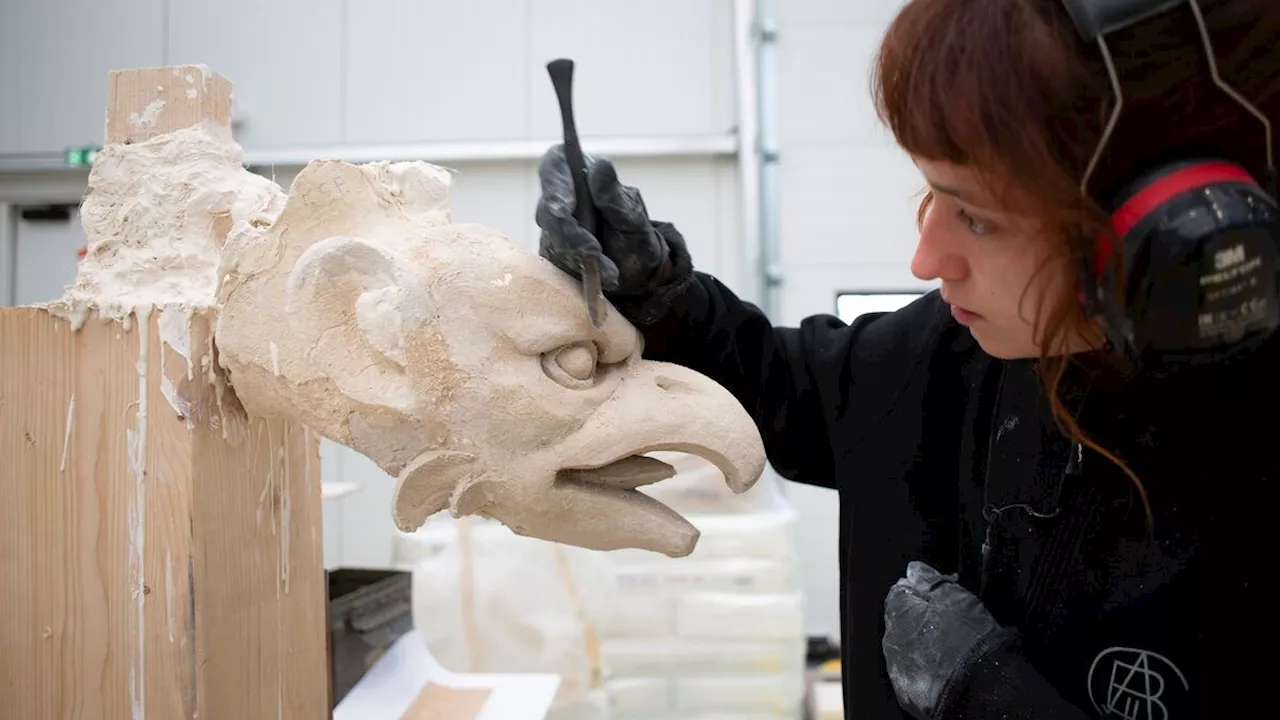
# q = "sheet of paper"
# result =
<box><xmin>334</xmin><ymin>630</ymin><xmax>561</xmax><ymax>720</ymax></box>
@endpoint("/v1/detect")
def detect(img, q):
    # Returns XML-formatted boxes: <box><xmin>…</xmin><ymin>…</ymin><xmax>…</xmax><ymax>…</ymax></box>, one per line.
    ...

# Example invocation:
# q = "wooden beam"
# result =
<box><xmin>105</xmin><ymin>65</ymin><xmax>234</xmax><ymax>145</ymax></box>
<box><xmin>0</xmin><ymin>66</ymin><xmax>327</xmax><ymax>720</ymax></box>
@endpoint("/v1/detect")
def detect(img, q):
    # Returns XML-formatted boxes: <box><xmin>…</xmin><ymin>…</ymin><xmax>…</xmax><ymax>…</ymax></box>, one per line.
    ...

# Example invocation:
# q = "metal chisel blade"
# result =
<box><xmin>580</xmin><ymin>256</ymin><xmax>606</xmax><ymax>329</ymax></box>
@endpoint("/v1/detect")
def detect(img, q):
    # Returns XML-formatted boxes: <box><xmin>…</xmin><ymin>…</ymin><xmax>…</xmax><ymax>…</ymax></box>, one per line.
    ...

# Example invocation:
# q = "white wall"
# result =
<box><xmin>0</xmin><ymin>0</ymin><xmax>738</xmax><ymax>154</ymax></box>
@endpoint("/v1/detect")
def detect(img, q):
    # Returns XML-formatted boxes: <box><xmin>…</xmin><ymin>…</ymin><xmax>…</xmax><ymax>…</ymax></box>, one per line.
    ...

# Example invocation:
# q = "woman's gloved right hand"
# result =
<box><xmin>535</xmin><ymin>144</ymin><xmax>693</xmax><ymax>325</ymax></box>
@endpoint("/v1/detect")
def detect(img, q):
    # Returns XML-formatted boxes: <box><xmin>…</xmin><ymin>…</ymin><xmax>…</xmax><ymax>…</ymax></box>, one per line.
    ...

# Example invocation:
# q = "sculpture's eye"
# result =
<box><xmin>556</xmin><ymin>344</ymin><xmax>596</xmax><ymax>379</ymax></box>
<box><xmin>541</xmin><ymin>342</ymin><xmax>598</xmax><ymax>388</ymax></box>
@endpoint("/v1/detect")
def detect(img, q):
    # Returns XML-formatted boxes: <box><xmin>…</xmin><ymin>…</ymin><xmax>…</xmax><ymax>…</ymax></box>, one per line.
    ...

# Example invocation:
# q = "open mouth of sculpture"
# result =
<box><xmin>542</xmin><ymin>362</ymin><xmax>766</xmax><ymax>511</ymax></box>
<box><xmin>555</xmin><ymin>453</ymin><xmax>678</xmax><ymax>490</ymax></box>
<box><xmin>555</xmin><ymin>443</ymin><xmax>753</xmax><ymax>495</ymax></box>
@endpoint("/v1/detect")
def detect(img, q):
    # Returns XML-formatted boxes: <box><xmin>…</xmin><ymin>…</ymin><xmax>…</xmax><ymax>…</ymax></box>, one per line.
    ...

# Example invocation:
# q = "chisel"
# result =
<box><xmin>546</xmin><ymin>58</ymin><xmax>607</xmax><ymax>329</ymax></box>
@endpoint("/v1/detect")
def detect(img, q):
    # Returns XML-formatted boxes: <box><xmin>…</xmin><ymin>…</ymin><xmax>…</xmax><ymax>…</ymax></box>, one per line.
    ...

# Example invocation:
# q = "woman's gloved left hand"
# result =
<box><xmin>881</xmin><ymin>561</ymin><xmax>1015</xmax><ymax>719</ymax></box>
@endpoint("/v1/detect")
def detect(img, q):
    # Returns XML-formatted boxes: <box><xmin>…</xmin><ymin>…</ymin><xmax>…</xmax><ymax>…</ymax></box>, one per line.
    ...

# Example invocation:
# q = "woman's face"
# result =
<box><xmin>910</xmin><ymin>158</ymin><xmax>1099</xmax><ymax>359</ymax></box>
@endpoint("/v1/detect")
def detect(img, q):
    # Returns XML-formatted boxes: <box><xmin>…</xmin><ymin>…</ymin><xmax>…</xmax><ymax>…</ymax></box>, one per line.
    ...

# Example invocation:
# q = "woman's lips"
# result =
<box><xmin>950</xmin><ymin>305</ymin><xmax>982</xmax><ymax>325</ymax></box>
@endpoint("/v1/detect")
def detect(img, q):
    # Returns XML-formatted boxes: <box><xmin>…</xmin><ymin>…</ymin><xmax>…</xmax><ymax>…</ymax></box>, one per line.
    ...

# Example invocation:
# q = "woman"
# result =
<box><xmin>537</xmin><ymin>0</ymin><xmax>1278</xmax><ymax>717</ymax></box>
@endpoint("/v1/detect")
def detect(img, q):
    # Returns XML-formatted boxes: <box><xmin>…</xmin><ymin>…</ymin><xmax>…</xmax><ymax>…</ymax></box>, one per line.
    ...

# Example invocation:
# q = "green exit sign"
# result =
<box><xmin>64</xmin><ymin>146</ymin><xmax>101</xmax><ymax>168</ymax></box>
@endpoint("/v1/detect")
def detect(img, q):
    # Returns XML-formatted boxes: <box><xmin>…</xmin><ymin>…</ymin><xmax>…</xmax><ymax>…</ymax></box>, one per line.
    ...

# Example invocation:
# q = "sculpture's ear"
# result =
<box><xmin>451</xmin><ymin>477</ymin><xmax>501</xmax><ymax>518</ymax></box>
<box><xmin>391</xmin><ymin>450</ymin><xmax>479</xmax><ymax>532</ymax></box>
<box><xmin>285</xmin><ymin>235</ymin><xmax>431</xmax><ymax>368</ymax></box>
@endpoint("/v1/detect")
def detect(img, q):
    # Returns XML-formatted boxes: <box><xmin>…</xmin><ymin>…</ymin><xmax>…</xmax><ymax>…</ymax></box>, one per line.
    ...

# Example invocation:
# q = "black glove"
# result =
<box><xmin>882</xmin><ymin>561</ymin><xmax>1015</xmax><ymax>719</ymax></box>
<box><xmin>535</xmin><ymin>145</ymin><xmax>693</xmax><ymax>325</ymax></box>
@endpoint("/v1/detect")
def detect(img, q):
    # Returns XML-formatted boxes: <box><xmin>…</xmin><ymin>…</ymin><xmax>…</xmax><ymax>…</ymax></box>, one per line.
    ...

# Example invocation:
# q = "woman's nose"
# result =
<box><xmin>911</xmin><ymin>212</ymin><xmax>967</xmax><ymax>282</ymax></box>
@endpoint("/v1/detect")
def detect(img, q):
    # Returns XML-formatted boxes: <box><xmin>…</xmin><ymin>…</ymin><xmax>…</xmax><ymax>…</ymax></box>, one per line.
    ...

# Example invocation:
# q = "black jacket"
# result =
<box><xmin>639</xmin><ymin>271</ymin><xmax>1269</xmax><ymax>719</ymax></box>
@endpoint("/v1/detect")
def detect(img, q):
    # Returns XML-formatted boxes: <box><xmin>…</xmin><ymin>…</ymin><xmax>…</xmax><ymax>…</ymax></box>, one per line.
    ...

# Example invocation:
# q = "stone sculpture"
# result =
<box><xmin>212</xmin><ymin>143</ymin><xmax>766</xmax><ymax>558</ymax></box>
<box><xmin>49</xmin><ymin>112</ymin><xmax>765</xmax><ymax>558</ymax></box>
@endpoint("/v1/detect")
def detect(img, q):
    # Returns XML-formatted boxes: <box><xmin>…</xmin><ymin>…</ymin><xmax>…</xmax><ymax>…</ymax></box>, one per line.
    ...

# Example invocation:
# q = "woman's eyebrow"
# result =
<box><xmin>930</xmin><ymin>181</ymin><xmax>998</xmax><ymax>211</ymax></box>
<box><xmin>931</xmin><ymin>181</ymin><xmax>975</xmax><ymax>203</ymax></box>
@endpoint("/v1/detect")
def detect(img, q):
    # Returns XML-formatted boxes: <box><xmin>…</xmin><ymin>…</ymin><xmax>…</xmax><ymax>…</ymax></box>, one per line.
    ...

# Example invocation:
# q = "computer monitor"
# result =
<box><xmin>834</xmin><ymin>292</ymin><xmax>927</xmax><ymax>324</ymax></box>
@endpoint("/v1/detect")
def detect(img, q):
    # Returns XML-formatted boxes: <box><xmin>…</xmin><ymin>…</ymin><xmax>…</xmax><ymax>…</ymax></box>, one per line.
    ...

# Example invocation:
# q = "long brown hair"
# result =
<box><xmin>872</xmin><ymin>0</ymin><xmax>1280</xmax><ymax>524</ymax></box>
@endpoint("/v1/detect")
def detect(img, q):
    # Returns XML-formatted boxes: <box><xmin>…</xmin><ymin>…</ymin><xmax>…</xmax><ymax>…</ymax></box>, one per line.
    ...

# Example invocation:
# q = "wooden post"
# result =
<box><xmin>0</xmin><ymin>66</ymin><xmax>328</xmax><ymax>719</ymax></box>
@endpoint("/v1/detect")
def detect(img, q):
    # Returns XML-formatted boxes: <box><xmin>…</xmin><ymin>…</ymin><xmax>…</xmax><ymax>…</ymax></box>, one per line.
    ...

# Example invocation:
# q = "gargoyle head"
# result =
<box><xmin>215</xmin><ymin>159</ymin><xmax>766</xmax><ymax>557</ymax></box>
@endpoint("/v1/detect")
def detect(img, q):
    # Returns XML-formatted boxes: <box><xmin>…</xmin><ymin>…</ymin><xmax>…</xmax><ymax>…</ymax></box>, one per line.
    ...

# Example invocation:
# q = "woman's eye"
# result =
<box><xmin>958</xmin><ymin>208</ymin><xmax>993</xmax><ymax>235</ymax></box>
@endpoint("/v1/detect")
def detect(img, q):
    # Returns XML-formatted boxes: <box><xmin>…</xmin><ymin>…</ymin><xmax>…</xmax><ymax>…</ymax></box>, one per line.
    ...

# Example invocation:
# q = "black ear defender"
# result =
<box><xmin>1062</xmin><ymin>0</ymin><xmax>1280</xmax><ymax>373</ymax></box>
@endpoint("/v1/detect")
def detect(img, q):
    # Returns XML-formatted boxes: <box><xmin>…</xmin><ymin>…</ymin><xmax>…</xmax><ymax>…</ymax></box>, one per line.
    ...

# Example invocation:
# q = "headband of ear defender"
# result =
<box><xmin>1061</xmin><ymin>0</ymin><xmax>1188</xmax><ymax>40</ymax></box>
<box><xmin>1060</xmin><ymin>0</ymin><xmax>1280</xmax><ymax>373</ymax></box>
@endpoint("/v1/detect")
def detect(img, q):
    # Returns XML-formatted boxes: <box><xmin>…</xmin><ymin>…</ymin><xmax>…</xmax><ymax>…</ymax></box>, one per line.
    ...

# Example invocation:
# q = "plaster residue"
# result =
<box><xmin>158</xmin><ymin>307</ymin><xmax>197</xmax><ymax>420</ymax></box>
<box><xmin>158</xmin><ymin>306</ymin><xmax>193</xmax><ymax>370</ymax></box>
<box><xmin>160</xmin><ymin>372</ymin><xmax>192</xmax><ymax>424</ymax></box>
<box><xmin>129</xmin><ymin>99</ymin><xmax>167</xmax><ymax>131</ymax></box>
<box><xmin>60</xmin><ymin>394</ymin><xmax>75</xmax><ymax>473</ymax></box>
<box><xmin>46</xmin><ymin>120</ymin><xmax>286</xmax><ymax>325</ymax></box>
<box><xmin>126</xmin><ymin>305</ymin><xmax>151</xmax><ymax>720</ymax></box>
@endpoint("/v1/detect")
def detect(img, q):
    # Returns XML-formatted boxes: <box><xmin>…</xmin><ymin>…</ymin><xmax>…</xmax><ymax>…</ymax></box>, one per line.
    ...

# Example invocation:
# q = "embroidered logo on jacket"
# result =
<box><xmin>1087</xmin><ymin>647</ymin><xmax>1189</xmax><ymax>719</ymax></box>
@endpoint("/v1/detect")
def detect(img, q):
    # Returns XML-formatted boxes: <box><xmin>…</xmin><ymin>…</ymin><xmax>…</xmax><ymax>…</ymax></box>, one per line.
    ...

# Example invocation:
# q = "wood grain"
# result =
<box><xmin>105</xmin><ymin>65</ymin><xmax>233</xmax><ymax>145</ymax></box>
<box><xmin>0</xmin><ymin>308</ymin><xmax>326</xmax><ymax>719</ymax></box>
<box><xmin>0</xmin><ymin>64</ymin><xmax>326</xmax><ymax>719</ymax></box>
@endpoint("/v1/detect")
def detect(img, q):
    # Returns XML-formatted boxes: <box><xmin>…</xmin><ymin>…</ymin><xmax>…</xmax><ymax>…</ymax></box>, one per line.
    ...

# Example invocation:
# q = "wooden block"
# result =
<box><xmin>0</xmin><ymin>308</ymin><xmax>328</xmax><ymax>719</ymax></box>
<box><xmin>0</xmin><ymin>65</ymin><xmax>327</xmax><ymax>719</ymax></box>
<box><xmin>105</xmin><ymin>65</ymin><xmax>233</xmax><ymax>145</ymax></box>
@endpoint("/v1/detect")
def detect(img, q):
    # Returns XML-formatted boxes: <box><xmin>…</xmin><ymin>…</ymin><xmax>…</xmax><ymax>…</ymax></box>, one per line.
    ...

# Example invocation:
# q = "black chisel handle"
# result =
<box><xmin>546</xmin><ymin>58</ymin><xmax>599</xmax><ymax>237</ymax></box>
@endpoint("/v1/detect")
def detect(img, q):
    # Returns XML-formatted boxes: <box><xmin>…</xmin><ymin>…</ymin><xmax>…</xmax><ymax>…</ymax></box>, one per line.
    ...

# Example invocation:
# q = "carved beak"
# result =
<box><xmin>557</xmin><ymin>359</ymin><xmax>767</xmax><ymax>495</ymax></box>
<box><xmin>435</xmin><ymin>359</ymin><xmax>767</xmax><ymax>558</ymax></box>
<box><xmin>537</xmin><ymin>358</ymin><xmax>767</xmax><ymax>556</ymax></box>
<box><xmin>445</xmin><ymin>358</ymin><xmax>767</xmax><ymax>558</ymax></box>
